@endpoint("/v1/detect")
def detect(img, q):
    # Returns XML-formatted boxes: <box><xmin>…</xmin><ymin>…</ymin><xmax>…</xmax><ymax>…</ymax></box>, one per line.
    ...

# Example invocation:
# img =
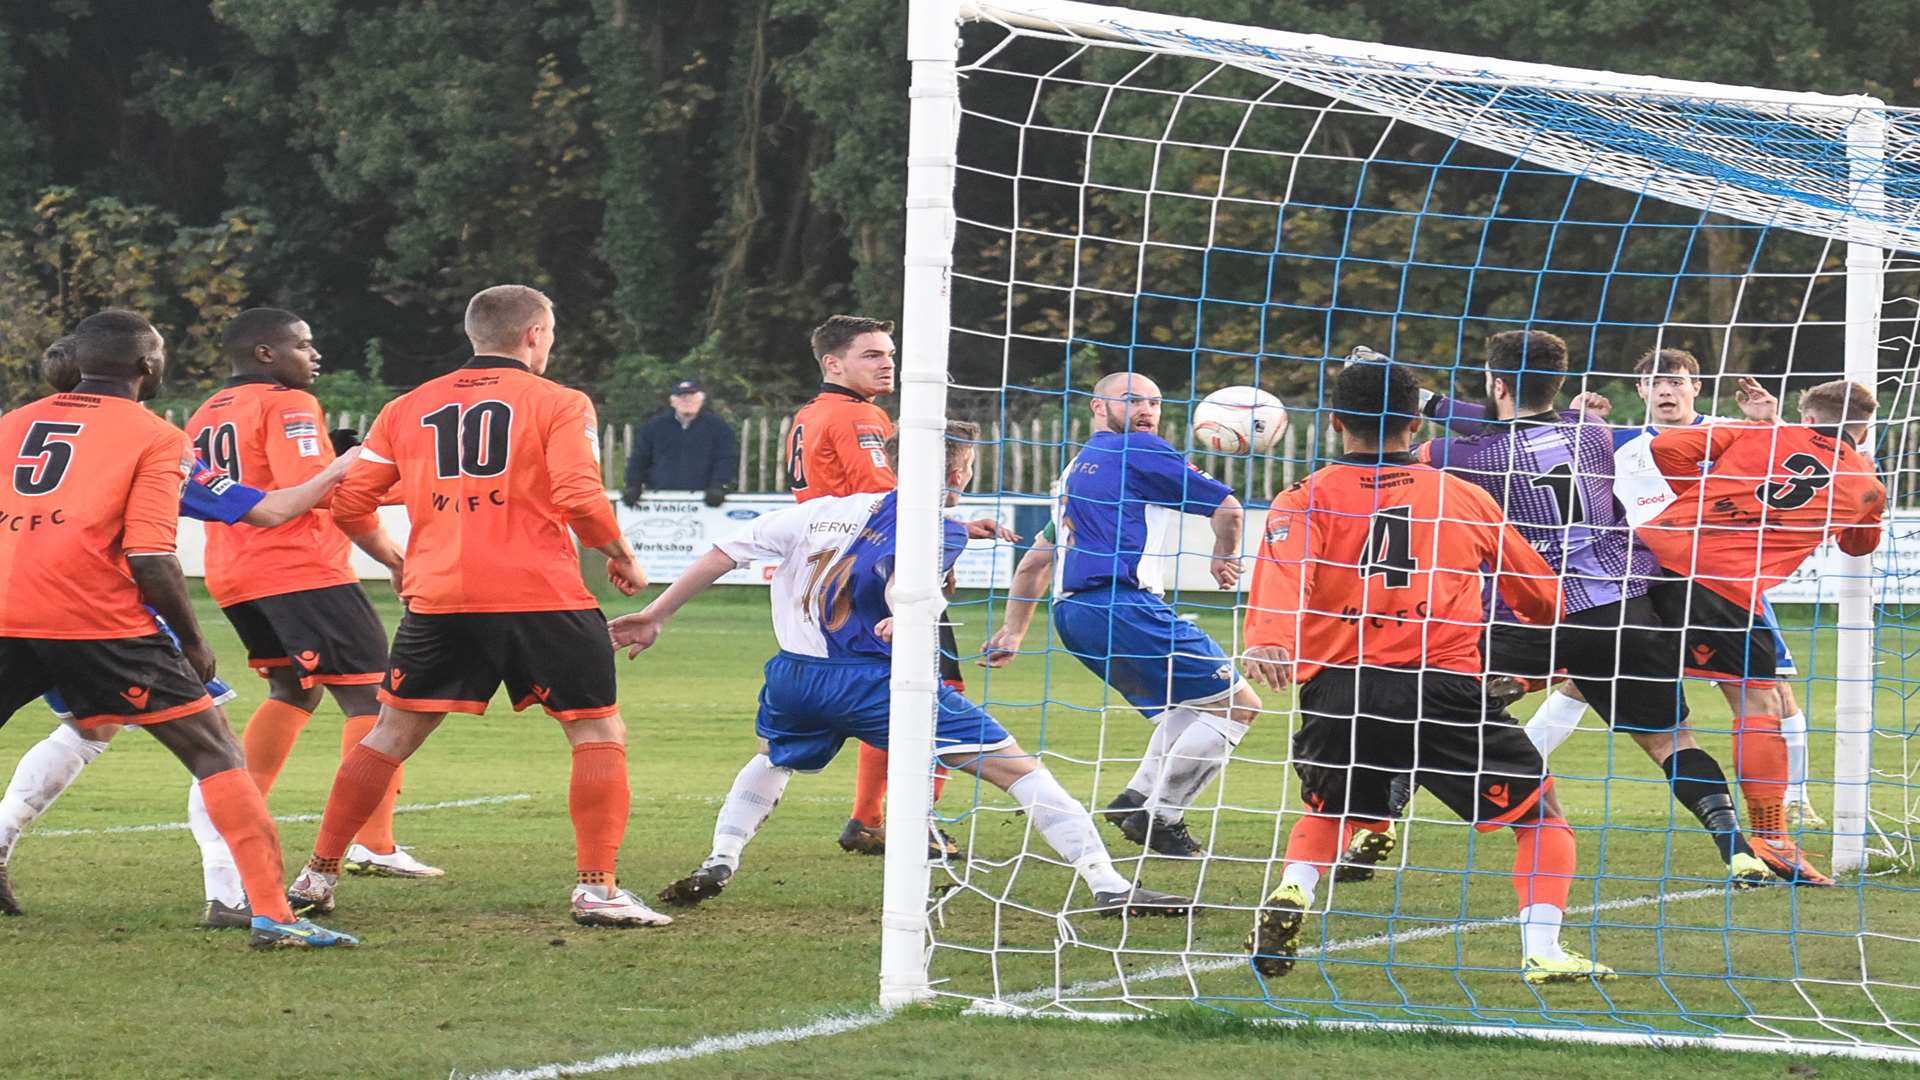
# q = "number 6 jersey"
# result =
<box><xmin>1636</xmin><ymin>422</ymin><xmax>1884</xmax><ymax>613</ymax></box>
<box><xmin>331</xmin><ymin>357</ymin><xmax>621</xmax><ymax>613</ymax></box>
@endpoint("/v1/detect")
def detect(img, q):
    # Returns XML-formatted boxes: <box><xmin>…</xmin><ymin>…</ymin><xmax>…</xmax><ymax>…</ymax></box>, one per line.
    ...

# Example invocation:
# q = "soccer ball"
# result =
<box><xmin>1190</xmin><ymin>386</ymin><xmax>1287</xmax><ymax>454</ymax></box>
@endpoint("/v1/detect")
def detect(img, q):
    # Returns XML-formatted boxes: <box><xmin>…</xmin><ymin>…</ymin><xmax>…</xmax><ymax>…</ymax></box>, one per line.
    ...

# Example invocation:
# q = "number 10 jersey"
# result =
<box><xmin>332</xmin><ymin>356</ymin><xmax>621</xmax><ymax>614</ymax></box>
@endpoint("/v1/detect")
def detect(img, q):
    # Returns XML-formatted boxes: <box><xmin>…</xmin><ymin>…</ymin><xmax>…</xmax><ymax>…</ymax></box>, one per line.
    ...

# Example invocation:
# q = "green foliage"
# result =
<box><xmin>0</xmin><ymin>187</ymin><xmax>271</xmax><ymax>405</ymax></box>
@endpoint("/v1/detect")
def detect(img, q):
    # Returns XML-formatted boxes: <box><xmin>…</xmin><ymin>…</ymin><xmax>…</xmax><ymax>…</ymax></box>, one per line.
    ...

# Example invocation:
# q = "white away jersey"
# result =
<box><xmin>1612</xmin><ymin>416</ymin><xmax>1706</xmax><ymax>527</ymax></box>
<box><xmin>716</xmin><ymin>490</ymin><xmax>969</xmax><ymax>661</ymax></box>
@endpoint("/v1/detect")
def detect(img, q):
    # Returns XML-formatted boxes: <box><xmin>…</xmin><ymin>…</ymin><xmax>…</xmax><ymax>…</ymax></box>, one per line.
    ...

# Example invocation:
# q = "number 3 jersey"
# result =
<box><xmin>0</xmin><ymin>393</ymin><xmax>193</xmax><ymax>638</ymax></box>
<box><xmin>1636</xmin><ymin>422</ymin><xmax>1885</xmax><ymax>613</ymax></box>
<box><xmin>331</xmin><ymin>356</ymin><xmax>621</xmax><ymax>614</ymax></box>
<box><xmin>186</xmin><ymin>376</ymin><xmax>355</xmax><ymax>605</ymax></box>
<box><xmin>716</xmin><ymin>490</ymin><xmax>971</xmax><ymax>661</ymax></box>
<box><xmin>1244</xmin><ymin>452</ymin><xmax>1561</xmax><ymax>684</ymax></box>
<box><xmin>1419</xmin><ymin>415</ymin><xmax>1658</xmax><ymax>617</ymax></box>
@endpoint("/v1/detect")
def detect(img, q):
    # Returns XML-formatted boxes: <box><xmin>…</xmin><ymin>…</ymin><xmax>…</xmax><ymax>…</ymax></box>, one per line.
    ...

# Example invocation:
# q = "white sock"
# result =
<box><xmin>707</xmin><ymin>754</ymin><xmax>792</xmax><ymax>870</ymax></box>
<box><xmin>187</xmin><ymin>781</ymin><xmax>247</xmax><ymax>907</ymax></box>
<box><xmin>1124</xmin><ymin>720</ymin><xmax>1175</xmax><ymax>798</ymax></box>
<box><xmin>1520</xmin><ymin>902</ymin><xmax>1566</xmax><ymax>961</ymax></box>
<box><xmin>1008</xmin><ymin>770</ymin><xmax>1130</xmax><ymax>895</ymax></box>
<box><xmin>1280</xmin><ymin>861</ymin><xmax>1321</xmax><ymax>905</ymax></box>
<box><xmin>1150</xmin><ymin>712</ymin><xmax>1249</xmax><ymax>824</ymax></box>
<box><xmin>1524</xmin><ymin>692</ymin><xmax>1588</xmax><ymax>760</ymax></box>
<box><xmin>1781</xmin><ymin>710</ymin><xmax>1809</xmax><ymax>803</ymax></box>
<box><xmin>0</xmin><ymin>724</ymin><xmax>109</xmax><ymax>863</ymax></box>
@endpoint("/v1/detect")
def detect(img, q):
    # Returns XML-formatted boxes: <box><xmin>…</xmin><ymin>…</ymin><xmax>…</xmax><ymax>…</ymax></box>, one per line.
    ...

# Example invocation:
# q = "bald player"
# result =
<box><xmin>993</xmin><ymin>371</ymin><xmax>1260</xmax><ymax>858</ymax></box>
<box><xmin>0</xmin><ymin>310</ymin><xmax>353</xmax><ymax>948</ymax></box>
<box><xmin>289</xmin><ymin>285</ymin><xmax>670</xmax><ymax>929</ymax></box>
<box><xmin>187</xmin><ymin>308</ymin><xmax>438</xmax><ymax>880</ymax></box>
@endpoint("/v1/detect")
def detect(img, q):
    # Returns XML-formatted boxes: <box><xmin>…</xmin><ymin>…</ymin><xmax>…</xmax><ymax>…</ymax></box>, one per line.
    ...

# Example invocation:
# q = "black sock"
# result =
<box><xmin>1664</xmin><ymin>748</ymin><xmax>1746</xmax><ymax>864</ymax></box>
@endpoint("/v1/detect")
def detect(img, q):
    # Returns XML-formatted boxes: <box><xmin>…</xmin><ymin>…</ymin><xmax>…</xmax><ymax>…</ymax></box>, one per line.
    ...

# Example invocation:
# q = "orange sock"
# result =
<box><xmin>1285</xmin><ymin>812</ymin><xmax>1343</xmax><ymax>869</ymax></box>
<box><xmin>1734</xmin><ymin>714</ymin><xmax>1788</xmax><ymax>828</ymax></box>
<box><xmin>199</xmin><ymin>767</ymin><xmax>295</xmax><ymax>923</ymax></box>
<box><xmin>241</xmin><ymin>699</ymin><xmax>313</xmax><ymax>796</ymax></box>
<box><xmin>341</xmin><ymin>714</ymin><xmax>401</xmax><ymax>854</ymax></box>
<box><xmin>1511</xmin><ymin>816</ymin><xmax>1576</xmax><ymax>910</ymax></box>
<box><xmin>852</xmin><ymin>742</ymin><xmax>888</xmax><ymax>828</ymax></box>
<box><xmin>312</xmin><ymin>744</ymin><xmax>404</xmax><ymax>869</ymax></box>
<box><xmin>569</xmin><ymin>741</ymin><xmax>629</xmax><ymax>885</ymax></box>
<box><xmin>932</xmin><ymin>765</ymin><xmax>948</xmax><ymax>805</ymax></box>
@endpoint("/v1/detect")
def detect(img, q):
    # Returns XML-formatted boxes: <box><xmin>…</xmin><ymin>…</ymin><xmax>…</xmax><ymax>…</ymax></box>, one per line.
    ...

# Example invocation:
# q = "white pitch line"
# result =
<box><xmin>33</xmin><ymin>793</ymin><xmax>532</xmax><ymax>838</ymax></box>
<box><xmin>455</xmin><ymin>1010</ymin><xmax>890</xmax><ymax>1080</ymax></box>
<box><xmin>1002</xmin><ymin>884</ymin><xmax>1727</xmax><ymax>1005</ymax></box>
<box><xmin>457</xmin><ymin>884</ymin><xmax>1736</xmax><ymax>1078</ymax></box>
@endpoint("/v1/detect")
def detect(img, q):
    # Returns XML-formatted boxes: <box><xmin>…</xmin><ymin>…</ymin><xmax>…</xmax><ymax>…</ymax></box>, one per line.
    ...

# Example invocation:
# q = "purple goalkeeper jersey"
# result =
<box><xmin>1418</xmin><ymin>407</ymin><xmax>1656</xmax><ymax>617</ymax></box>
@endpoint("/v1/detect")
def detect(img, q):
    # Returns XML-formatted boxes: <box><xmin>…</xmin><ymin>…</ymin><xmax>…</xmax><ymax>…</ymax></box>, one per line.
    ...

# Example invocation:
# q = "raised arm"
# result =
<box><xmin>981</xmin><ymin>533</ymin><xmax>1055</xmax><ymax>668</ymax></box>
<box><xmin>240</xmin><ymin>447</ymin><xmax>360</xmax><ymax>527</ymax></box>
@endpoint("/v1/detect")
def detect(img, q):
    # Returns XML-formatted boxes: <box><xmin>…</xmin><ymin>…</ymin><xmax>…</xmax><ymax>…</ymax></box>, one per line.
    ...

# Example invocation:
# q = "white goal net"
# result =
<box><xmin>884</xmin><ymin>0</ymin><xmax>1920</xmax><ymax>1061</ymax></box>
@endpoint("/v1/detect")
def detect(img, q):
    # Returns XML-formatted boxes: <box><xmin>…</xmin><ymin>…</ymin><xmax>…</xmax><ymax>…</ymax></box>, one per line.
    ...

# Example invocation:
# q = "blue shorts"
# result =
<box><xmin>1053</xmin><ymin>587</ymin><xmax>1245</xmax><ymax>718</ymax></box>
<box><xmin>1756</xmin><ymin>597</ymin><xmax>1799</xmax><ymax>676</ymax></box>
<box><xmin>755</xmin><ymin>652</ymin><xmax>1013</xmax><ymax>773</ymax></box>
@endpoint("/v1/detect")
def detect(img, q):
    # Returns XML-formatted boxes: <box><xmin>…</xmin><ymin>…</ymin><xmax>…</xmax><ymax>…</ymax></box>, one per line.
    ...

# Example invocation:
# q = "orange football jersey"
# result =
<box><xmin>786</xmin><ymin>386</ymin><xmax>895</xmax><ymax>501</ymax></box>
<box><xmin>186</xmin><ymin>377</ymin><xmax>357</xmax><ymax>605</ymax></box>
<box><xmin>1245</xmin><ymin>452</ymin><xmax>1562</xmax><ymax>683</ymax></box>
<box><xmin>0</xmin><ymin>393</ymin><xmax>192</xmax><ymax>638</ymax></box>
<box><xmin>1637</xmin><ymin>422</ymin><xmax>1884</xmax><ymax>612</ymax></box>
<box><xmin>331</xmin><ymin>357</ymin><xmax>619</xmax><ymax>614</ymax></box>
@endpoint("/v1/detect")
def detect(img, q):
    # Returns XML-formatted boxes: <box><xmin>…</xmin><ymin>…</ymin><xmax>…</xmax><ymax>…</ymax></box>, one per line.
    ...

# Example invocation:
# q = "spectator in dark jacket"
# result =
<box><xmin>622</xmin><ymin>379</ymin><xmax>739</xmax><ymax>508</ymax></box>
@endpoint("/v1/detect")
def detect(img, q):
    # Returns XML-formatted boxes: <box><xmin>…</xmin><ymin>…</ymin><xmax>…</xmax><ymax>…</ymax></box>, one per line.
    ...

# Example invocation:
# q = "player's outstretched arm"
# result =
<box><xmin>609</xmin><ymin>545</ymin><xmax>736</xmax><ymax>658</ymax></box>
<box><xmin>242</xmin><ymin>447</ymin><xmax>361</xmax><ymax>528</ymax></box>
<box><xmin>982</xmin><ymin>536</ymin><xmax>1054</xmax><ymax>667</ymax></box>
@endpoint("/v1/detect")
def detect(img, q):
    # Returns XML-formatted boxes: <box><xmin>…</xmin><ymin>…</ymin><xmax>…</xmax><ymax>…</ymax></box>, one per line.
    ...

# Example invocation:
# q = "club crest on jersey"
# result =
<box><xmin>1265</xmin><ymin>516</ymin><xmax>1292</xmax><ymax>544</ymax></box>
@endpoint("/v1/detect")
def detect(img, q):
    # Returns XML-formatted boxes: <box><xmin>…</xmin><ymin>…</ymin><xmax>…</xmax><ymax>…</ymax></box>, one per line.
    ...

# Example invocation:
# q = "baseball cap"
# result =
<box><xmin>671</xmin><ymin>379</ymin><xmax>703</xmax><ymax>395</ymax></box>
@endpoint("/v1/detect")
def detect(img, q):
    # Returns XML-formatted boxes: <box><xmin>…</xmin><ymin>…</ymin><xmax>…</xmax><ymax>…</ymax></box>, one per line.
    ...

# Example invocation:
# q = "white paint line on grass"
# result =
<box><xmin>458</xmin><ymin>884</ymin><xmax>1743</xmax><ymax>1077</ymax></box>
<box><xmin>33</xmin><ymin>792</ymin><xmax>532</xmax><ymax>838</ymax></box>
<box><xmin>1002</xmin><ymin>884</ymin><xmax>1728</xmax><ymax>1005</ymax></box>
<box><xmin>454</xmin><ymin>1010</ymin><xmax>890</xmax><ymax>1080</ymax></box>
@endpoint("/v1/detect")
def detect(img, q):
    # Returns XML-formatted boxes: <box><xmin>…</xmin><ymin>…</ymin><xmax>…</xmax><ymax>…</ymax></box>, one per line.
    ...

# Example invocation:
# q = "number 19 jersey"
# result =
<box><xmin>715</xmin><ymin>491</ymin><xmax>970</xmax><ymax>660</ymax></box>
<box><xmin>332</xmin><ymin>357</ymin><xmax>621</xmax><ymax>614</ymax></box>
<box><xmin>186</xmin><ymin>377</ymin><xmax>356</xmax><ymax>605</ymax></box>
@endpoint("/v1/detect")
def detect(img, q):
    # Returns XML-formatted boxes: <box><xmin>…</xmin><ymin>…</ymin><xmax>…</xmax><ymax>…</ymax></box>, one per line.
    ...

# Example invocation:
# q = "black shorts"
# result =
<box><xmin>381</xmin><ymin>608</ymin><xmax>618</xmax><ymax>721</ymax></box>
<box><xmin>222</xmin><ymin>584</ymin><xmax>389</xmax><ymax>688</ymax></box>
<box><xmin>0</xmin><ymin>634</ymin><xmax>213</xmax><ymax>731</ymax></box>
<box><xmin>1293</xmin><ymin>666</ymin><xmax>1550</xmax><ymax>830</ymax></box>
<box><xmin>1647</xmin><ymin>579</ymin><xmax>1778</xmax><ymax>682</ymax></box>
<box><xmin>939</xmin><ymin>617</ymin><xmax>964</xmax><ymax>690</ymax></box>
<box><xmin>1485</xmin><ymin>594</ymin><xmax>1689</xmax><ymax>733</ymax></box>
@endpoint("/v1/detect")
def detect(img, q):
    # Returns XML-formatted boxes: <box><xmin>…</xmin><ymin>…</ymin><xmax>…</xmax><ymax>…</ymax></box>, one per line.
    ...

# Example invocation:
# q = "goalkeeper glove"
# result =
<box><xmin>703</xmin><ymin>485</ymin><xmax>729</xmax><ymax>508</ymax></box>
<box><xmin>622</xmin><ymin>485</ymin><xmax>644</xmax><ymax>510</ymax></box>
<box><xmin>330</xmin><ymin>428</ymin><xmax>363</xmax><ymax>455</ymax></box>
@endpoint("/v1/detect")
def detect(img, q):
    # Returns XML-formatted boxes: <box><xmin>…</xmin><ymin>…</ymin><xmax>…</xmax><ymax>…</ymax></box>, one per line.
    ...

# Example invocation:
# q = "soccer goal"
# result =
<box><xmin>885</xmin><ymin>0</ymin><xmax>1920</xmax><ymax>1060</ymax></box>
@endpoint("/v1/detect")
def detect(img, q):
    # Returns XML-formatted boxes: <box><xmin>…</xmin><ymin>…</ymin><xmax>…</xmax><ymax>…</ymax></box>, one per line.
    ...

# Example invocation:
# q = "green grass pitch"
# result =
<box><xmin>1</xmin><ymin>583</ymin><xmax>1916</xmax><ymax>1079</ymax></box>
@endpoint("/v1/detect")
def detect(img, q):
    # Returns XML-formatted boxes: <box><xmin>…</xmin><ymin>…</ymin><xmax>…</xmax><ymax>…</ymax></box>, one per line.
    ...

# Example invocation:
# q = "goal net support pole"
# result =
<box><xmin>1832</xmin><ymin>110</ymin><xmax>1889</xmax><ymax>877</ymax></box>
<box><xmin>880</xmin><ymin>0</ymin><xmax>963</xmax><ymax>1010</ymax></box>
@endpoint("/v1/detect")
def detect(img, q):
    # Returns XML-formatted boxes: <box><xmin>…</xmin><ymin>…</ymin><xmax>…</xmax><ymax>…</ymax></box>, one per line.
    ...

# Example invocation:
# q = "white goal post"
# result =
<box><xmin>885</xmin><ymin>0</ymin><xmax>1920</xmax><ymax>1057</ymax></box>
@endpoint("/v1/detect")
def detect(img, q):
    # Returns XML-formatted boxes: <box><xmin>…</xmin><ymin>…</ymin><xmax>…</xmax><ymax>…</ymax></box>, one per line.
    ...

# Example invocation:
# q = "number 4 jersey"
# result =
<box><xmin>0</xmin><ymin>393</ymin><xmax>193</xmax><ymax>638</ymax></box>
<box><xmin>331</xmin><ymin>356</ymin><xmax>621</xmax><ymax>613</ymax></box>
<box><xmin>1636</xmin><ymin>422</ymin><xmax>1884</xmax><ymax>613</ymax></box>
<box><xmin>186</xmin><ymin>375</ymin><xmax>356</xmax><ymax>605</ymax></box>
<box><xmin>1244</xmin><ymin>452</ymin><xmax>1561</xmax><ymax>685</ymax></box>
